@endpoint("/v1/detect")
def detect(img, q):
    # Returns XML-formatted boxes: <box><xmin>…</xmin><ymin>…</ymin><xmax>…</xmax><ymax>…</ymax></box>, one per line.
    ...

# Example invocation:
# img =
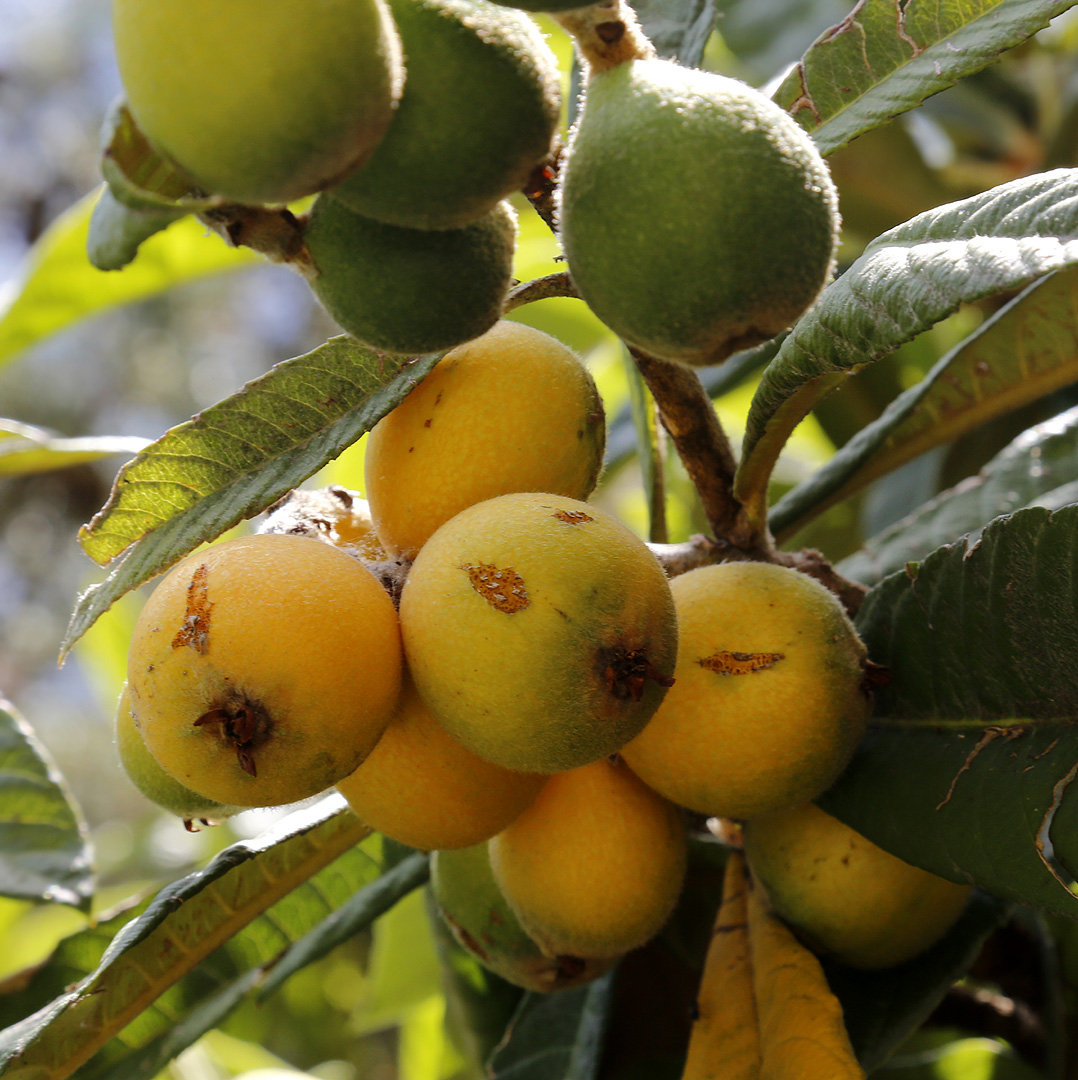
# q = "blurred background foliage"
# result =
<box><xmin>4</xmin><ymin>1</ymin><xmax>1078</xmax><ymax>1077</ymax></box>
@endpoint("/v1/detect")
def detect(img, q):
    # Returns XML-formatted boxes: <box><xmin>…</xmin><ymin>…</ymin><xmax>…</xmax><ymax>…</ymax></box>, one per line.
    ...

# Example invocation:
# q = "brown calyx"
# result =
<box><xmin>603</xmin><ymin>648</ymin><xmax>675</xmax><ymax>702</ymax></box>
<box><xmin>194</xmin><ymin>698</ymin><xmax>271</xmax><ymax>777</ymax></box>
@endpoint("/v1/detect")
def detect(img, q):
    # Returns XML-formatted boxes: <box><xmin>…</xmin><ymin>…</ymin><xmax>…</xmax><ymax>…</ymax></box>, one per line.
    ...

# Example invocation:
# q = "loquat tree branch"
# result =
<box><xmin>199</xmin><ymin>203</ymin><xmax>314</xmax><ymax>275</ymax></box>
<box><xmin>505</xmin><ymin>271</ymin><xmax>579</xmax><ymax>312</ymax></box>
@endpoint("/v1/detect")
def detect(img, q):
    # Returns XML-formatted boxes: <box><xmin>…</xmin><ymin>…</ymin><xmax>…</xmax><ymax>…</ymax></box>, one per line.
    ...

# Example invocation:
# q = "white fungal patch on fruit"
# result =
<box><xmin>463</xmin><ymin>562</ymin><xmax>530</xmax><ymax>613</ymax></box>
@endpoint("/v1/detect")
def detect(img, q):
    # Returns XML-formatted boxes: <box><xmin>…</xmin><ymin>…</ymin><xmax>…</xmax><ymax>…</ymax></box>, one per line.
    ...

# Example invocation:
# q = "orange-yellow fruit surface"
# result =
<box><xmin>621</xmin><ymin>562</ymin><xmax>869</xmax><ymax>820</ymax></box>
<box><xmin>743</xmin><ymin>802</ymin><xmax>972</xmax><ymax>969</ymax></box>
<box><xmin>128</xmin><ymin>534</ymin><xmax>402</xmax><ymax>807</ymax></box>
<box><xmin>366</xmin><ymin>321</ymin><xmax>605</xmax><ymax>559</ymax></box>
<box><xmin>336</xmin><ymin>675</ymin><xmax>545</xmax><ymax>849</ymax></box>
<box><xmin>399</xmin><ymin>493</ymin><xmax>678</xmax><ymax>773</ymax></box>
<box><xmin>489</xmin><ymin>757</ymin><xmax>687</xmax><ymax>958</ymax></box>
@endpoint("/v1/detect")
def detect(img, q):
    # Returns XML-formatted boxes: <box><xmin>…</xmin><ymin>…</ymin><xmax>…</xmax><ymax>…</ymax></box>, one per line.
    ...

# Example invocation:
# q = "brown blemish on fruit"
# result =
<box><xmin>463</xmin><ymin>563</ymin><xmax>530</xmax><ymax>613</ymax></box>
<box><xmin>172</xmin><ymin>564</ymin><xmax>212</xmax><ymax>653</ymax></box>
<box><xmin>603</xmin><ymin>649</ymin><xmax>675</xmax><ymax>701</ymax></box>
<box><xmin>194</xmin><ymin>699</ymin><xmax>270</xmax><ymax>777</ymax></box>
<box><xmin>552</xmin><ymin>509</ymin><xmax>594</xmax><ymax>525</ymax></box>
<box><xmin>698</xmin><ymin>651</ymin><xmax>784</xmax><ymax>675</ymax></box>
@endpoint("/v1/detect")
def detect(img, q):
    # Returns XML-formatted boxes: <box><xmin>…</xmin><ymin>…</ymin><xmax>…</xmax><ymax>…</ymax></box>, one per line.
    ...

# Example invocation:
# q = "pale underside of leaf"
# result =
<box><xmin>774</xmin><ymin>0</ymin><xmax>1078</xmax><ymax>157</ymax></box>
<box><xmin>771</xmin><ymin>266</ymin><xmax>1078</xmax><ymax>540</ymax></box>
<box><xmin>735</xmin><ymin>169</ymin><xmax>1078</xmax><ymax>527</ymax></box>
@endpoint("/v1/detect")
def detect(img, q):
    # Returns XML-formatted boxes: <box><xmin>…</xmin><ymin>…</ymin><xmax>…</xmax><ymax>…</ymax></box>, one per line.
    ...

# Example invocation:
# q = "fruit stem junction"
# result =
<box><xmin>554</xmin><ymin>0</ymin><xmax>655</xmax><ymax>76</ymax></box>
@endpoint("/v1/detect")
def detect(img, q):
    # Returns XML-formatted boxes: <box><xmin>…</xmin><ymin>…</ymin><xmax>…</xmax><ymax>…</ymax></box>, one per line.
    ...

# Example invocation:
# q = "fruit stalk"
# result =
<box><xmin>553</xmin><ymin>0</ymin><xmax>654</xmax><ymax>76</ymax></box>
<box><xmin>631</xmin><ymin>348</ymin><xmax>768</xmax><ymax>557</ymax></box>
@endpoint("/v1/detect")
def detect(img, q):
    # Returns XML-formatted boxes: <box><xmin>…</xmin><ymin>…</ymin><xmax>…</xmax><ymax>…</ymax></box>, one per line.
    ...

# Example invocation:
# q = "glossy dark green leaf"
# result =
<box><xmin>735</xmin><ymin>170</ymin><xmax>1078</xmax><ymax>524</ymax></box>
<box><xmin>0</xmin><ymin>701</ymin><xmax>92</xmax><ymax>910</ymax></box>
<box><xmin>771</xmin><ymin>268</ymin><xmax>1078</xmax><ymax>540</ymax></box>
<box><xmin>773</xmin><ymin>0</ymin><xmax>1077</xmax><ymax>157</ymax></box>
<box><xmin>839</xmin><ymin>403</ymin><xmax>1078</xmax><ymax>585</ymax></box>
<box><xmin>489</xmin><ymin>970</ymin><xmax>616</xmax><ymax>1080</ymax></box>
<box><xmin>631</xmin><ymin>0</ymin><xmax>715</xmax><ymax>66</ymax></box>
<box><xmin>63</xmin><ymin>340</ymin><xmax>443</xmax><ymax>656</ymax></box>
<box><xmin>820</xmin><ymin>507</ymin><xmax>1078</xmax><ymax>917</ymax></box>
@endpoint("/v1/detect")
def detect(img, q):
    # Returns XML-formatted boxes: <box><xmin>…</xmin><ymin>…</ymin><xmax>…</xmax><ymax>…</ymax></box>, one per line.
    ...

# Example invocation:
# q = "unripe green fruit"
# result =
<box><xmin>112</xmin><ymin>0</ymin><xmax>404</xmax><ymax>205</ymax></box>
<box><xmin>559</xmin><ymin>59</ymin><xmax>839</xmax><ymax>366</ymax></box>
<box><xmin>431</xmin><ymin>843</ymin><xmax>614</xmax><ymax>991</ymax></box>
<box><xmin>306</xmin><ymin>196</ymin><xmax>517</xmax><ymax>353</ymax></box>
<box><xmin>332</xmin><ymin>0</ymin><xmax>561</xmax><ymax>229</ymax></box>
<box><xmin>116</xmin><ymin>685</ymin><xmax>242</xmax><ymax>825</ymax></box>
<box><xmin>743</xmin><ymin>803</ymin><xmax>973</xmax><ymax>970</ymax></box>
<box><xmin>400</xmin><ymin>493</ymin><xmax>678</xmax><ymax>773</ymax></box>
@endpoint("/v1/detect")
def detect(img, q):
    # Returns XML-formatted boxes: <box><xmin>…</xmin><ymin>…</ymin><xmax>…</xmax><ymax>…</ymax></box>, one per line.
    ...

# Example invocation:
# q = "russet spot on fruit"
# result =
<box><xmin>743</xmin><ymin>802</ymin><xmax>973</xmax><ymax>969</ymax></box>
<box><xmin>112</xmin><ymin>0</ymin><xmax>404</xmax><ymax>205</ymax></box>
<box><xmin>559</xmin><ymin>58</ymin><xmax>839</xmax><ymax>366</ymax></box>
<box><xmin>365</xmin><ymin>320</ymin><xmax>606</xmax><ymax>559</ymax></box>
<box><xmin>621</xmin><ymin>562</ymin><xmax>870</xmax><ymax>820</ymax></box>
<box><xmin>336</xmin><ymin>673</ymin><xmax>546</xmax><ymax>850</ymax></box>
<box><xmin>489</xmin><ymin>757</ymin><xmax>688</xmax><ymax>959</ymax></box>
<box><xmin>399</xmin><ymin>492</ymin><xmax>678</xmax><ymax>773</ymax></box>
<box><xmin>127</xmin><ymin>533</ymin><xmax>402</xmax><ymax>808</ymax></box>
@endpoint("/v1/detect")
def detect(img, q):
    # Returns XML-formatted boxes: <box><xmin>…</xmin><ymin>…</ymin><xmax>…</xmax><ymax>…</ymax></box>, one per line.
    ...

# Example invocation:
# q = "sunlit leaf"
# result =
<box><xmin>821</xmin><ymin>506</ymin><xmax>1078</xmax><ymax>918</ymax></box>
<box><xmin>839</xmin><ymin>404</ymin><xmax>1078</xmax><ymax>585</ymax></box>
<box><xmin>774</xmin><ymin>0</ymin><xmax>1078</xmax><ymax>156</ymax></box>
<box><xmin>62</xmin><ymin>341</ymin><xmax>443</xmax><ymax>657</ymax></box>
<box><xmin>770</xmin><ymin>268</ymin><xmax>1078</xmax><ymax>540</ymax></box>
<box><xmin>0</xmin><ymin>421</ymin><xmax>146</xmax><ymax>478</ymax></box>
<box><xmin>0</xmin><ymin>701</ymin><xmax>92</xmax><ymax>911</ymax></box>
<box><xmin>735</xmin><ymin>169</ymin><xmax>1078</xmax><ymax>528</ymax></box>
<box><xmin>0</xmin><ymin>189</ymin><xmax>256</xmax><ymax>371</ymax></box>
<box><xmin>0</xmin><ymin>797</ymin><xmax>370</xmax><ymax>1080</ymax></box>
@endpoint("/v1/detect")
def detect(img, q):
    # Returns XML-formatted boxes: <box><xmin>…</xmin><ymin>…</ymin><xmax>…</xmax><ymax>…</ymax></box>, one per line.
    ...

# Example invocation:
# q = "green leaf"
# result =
<box><xmin>735</xmin><ymin>169</ymin><xmax>1078</xmax><ymax>527</ymax></box>
<box><xmin>0</xmin><ymin>700</ymin><xmax>92</xmax><ymax>911</ymax></box>
<box><xmin>62</xmin><ymin>341</ymin><xmax>443</xmax><ymax>657</ymax></box>
<box><xmin>0</xmin><ymin>421</ymin><xmax>146</xmax><ymax>478</ymax></box>
<box><xmin>770</xmin><ymin>268</ymin><xmax>1078</xmax><ymax>540</ymax></box>
<box><xmin>839</xmin><ymin>403</ymin><xmax>1078</xmax><ymax>586</ymax></box>
<box><xmin>820</xmin><ymin>506</ymin><xmax>1078</xmax><ymax>918</ymax></box>
<box><xmin>0</xmin><ymin>797</ymin><xmax>371</xmax><ymax>1080</ymax></box>
<box><xmin>773</xmin><ymin>0</ymin><xmax>1078</xmax><ymax>157</ymax></box>
<box><xmin>0</xmin><ymin>188</ymin><xmax>256</xmax><ymax>371</ymax></box>
<box><xmin>489</xmin><ymin>971</ymin><xmax>616</xmax><ymax>1080</ymax></box>
<box><xmin>828</xmin><ymin>890</ymin><xmax>1011</xmax><ymax>1072</ymax></box>
<box><xmin>86</xmin><ymin>190</ymin><xmax>188</xmax><ymax>274</ymax></box>
<box><xmin>630</xmin><ymin>0</ymin><xmax>715</xmax><ymax>66</ymax></box>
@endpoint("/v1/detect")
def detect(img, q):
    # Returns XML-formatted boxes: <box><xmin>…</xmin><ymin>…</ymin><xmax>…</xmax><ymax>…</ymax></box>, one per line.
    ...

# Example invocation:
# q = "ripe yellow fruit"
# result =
<box><xmin>336</xmin><ymin>674</ymin><xmax>545</xmax><ymax>850</ymax></box>
<box><xmin>112</xmin><ymin>0</ymin><xmax>403</xmax><ymax>205</ymax></box>
<box><xmin>305</xmin><ymin>196</ymin><xmax>517</xmax><ymax>354</ymax></box>
<box><xmin>743</xmin><ymin>802</ymin><xmax>973</xmax><ymax>969</ymax></box>
<box><xmin>489</xmin><ymin>757</ymin><xmax>688</xmax><ymax>958</ymax></box>
<box><xmin>431</xmin><ymin>843</ymin><xmax>614</xmax><ymax>992</ymax></box>
<box><xmin>366</xmin><ymin>321</ymin><xmax>606</xmax><ymax>558</ymax></box>
<box><xmin>559</xmin><ymin>59</ymin><xmax>839</xmax><ymax>366</ymax></box>
<box><xmin>116</xmin><ymin>684</ymin><xmax>242</xmax><ymax>825</ymax></box>
<box><xmin>621</xmin><ymin>562</ymin><xmax>869</xmax><ymax>820</ymax></box>
<box><xmin>399</xmin><ymin>493</ymin><xmax>678</xmax><ymax>773</ymax></box>
<box><xmin>331</xmin><ymin>0</ymin><xmax>561</xmax><ymax>229</ymax></box>
<box><xmin>128</xmin><ymin>534</ymin><xmax>402</xmax><ymax>808</ymax></box>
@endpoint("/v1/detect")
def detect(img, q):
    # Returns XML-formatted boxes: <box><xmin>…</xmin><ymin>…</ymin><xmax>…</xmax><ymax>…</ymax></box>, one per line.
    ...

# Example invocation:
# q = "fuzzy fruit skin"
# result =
<box><xmin>743</xmin><ymin>803</ymin><xmax>973</xmax><ymax>969</ymax></box>
<box><xmin>128</xmin><ymin>534</ymin><xmax>402</xmax><ymax>808</ymax></box>
<box><xmin>431</xmin><ymin>843</ymin><xmax>615</xmax><ymax>991</ymax></box>
<box><xmin>621</xmin><ymin>562</ymin><xmax>870</xmax><ymax>820</ymax></box>
<box><xmin>489</xmin><ymin>757</ymin><xmax>688</xmax><ymax>959</ymax></box>
<box><xmin>306</xmin><ymin>196</ymin><xmax>517</xmax><ymax>353</ymax></box>
<box><xmin>112</xmin><ymin>0</ymin><xmax>403</xmax><ymax>205</ymax></box>
<box><xmin>336</xmin><ymin>675</ymin><xmax>545</xmax><ymax>850</ymax></box>
<box><xmin>559</xmin><ymin>59</ymin><xmax>839</xmax><ymax>366</ymax></box>
<box><xmin>366</xmin><ymin>321</ymin><xmax>605</xmax><ymax>558</ymax></box>
<box><xmin>332</xmin><ymin>0</ymin><xmax>560</xmax><ymax>229</ymax></box>
<box><xmin>400</xmin><ymin>493</ymin><xmax>678</xmax><ymax>773</ymax></box>
<box><xmin>116</xmin><ymin>685</ymin><xmax>242</xmax><ymax>823</ymax></box>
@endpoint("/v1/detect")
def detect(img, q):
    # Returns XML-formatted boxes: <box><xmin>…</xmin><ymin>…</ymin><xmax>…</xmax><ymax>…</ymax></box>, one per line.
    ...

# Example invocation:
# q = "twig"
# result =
<box><xmin>554</xmin><ymin>0</ymin><xmax>655</xmax><ymax>75</ymax></box>
<box><xmin>199</xmin><ymin>204</ymin><xmax>314</xmax><ymax>276</ymax></box>
<box><xmin>505</xmin><ymin>272</ymin><xmax>579</xmax><ymax>313</ymax></box>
